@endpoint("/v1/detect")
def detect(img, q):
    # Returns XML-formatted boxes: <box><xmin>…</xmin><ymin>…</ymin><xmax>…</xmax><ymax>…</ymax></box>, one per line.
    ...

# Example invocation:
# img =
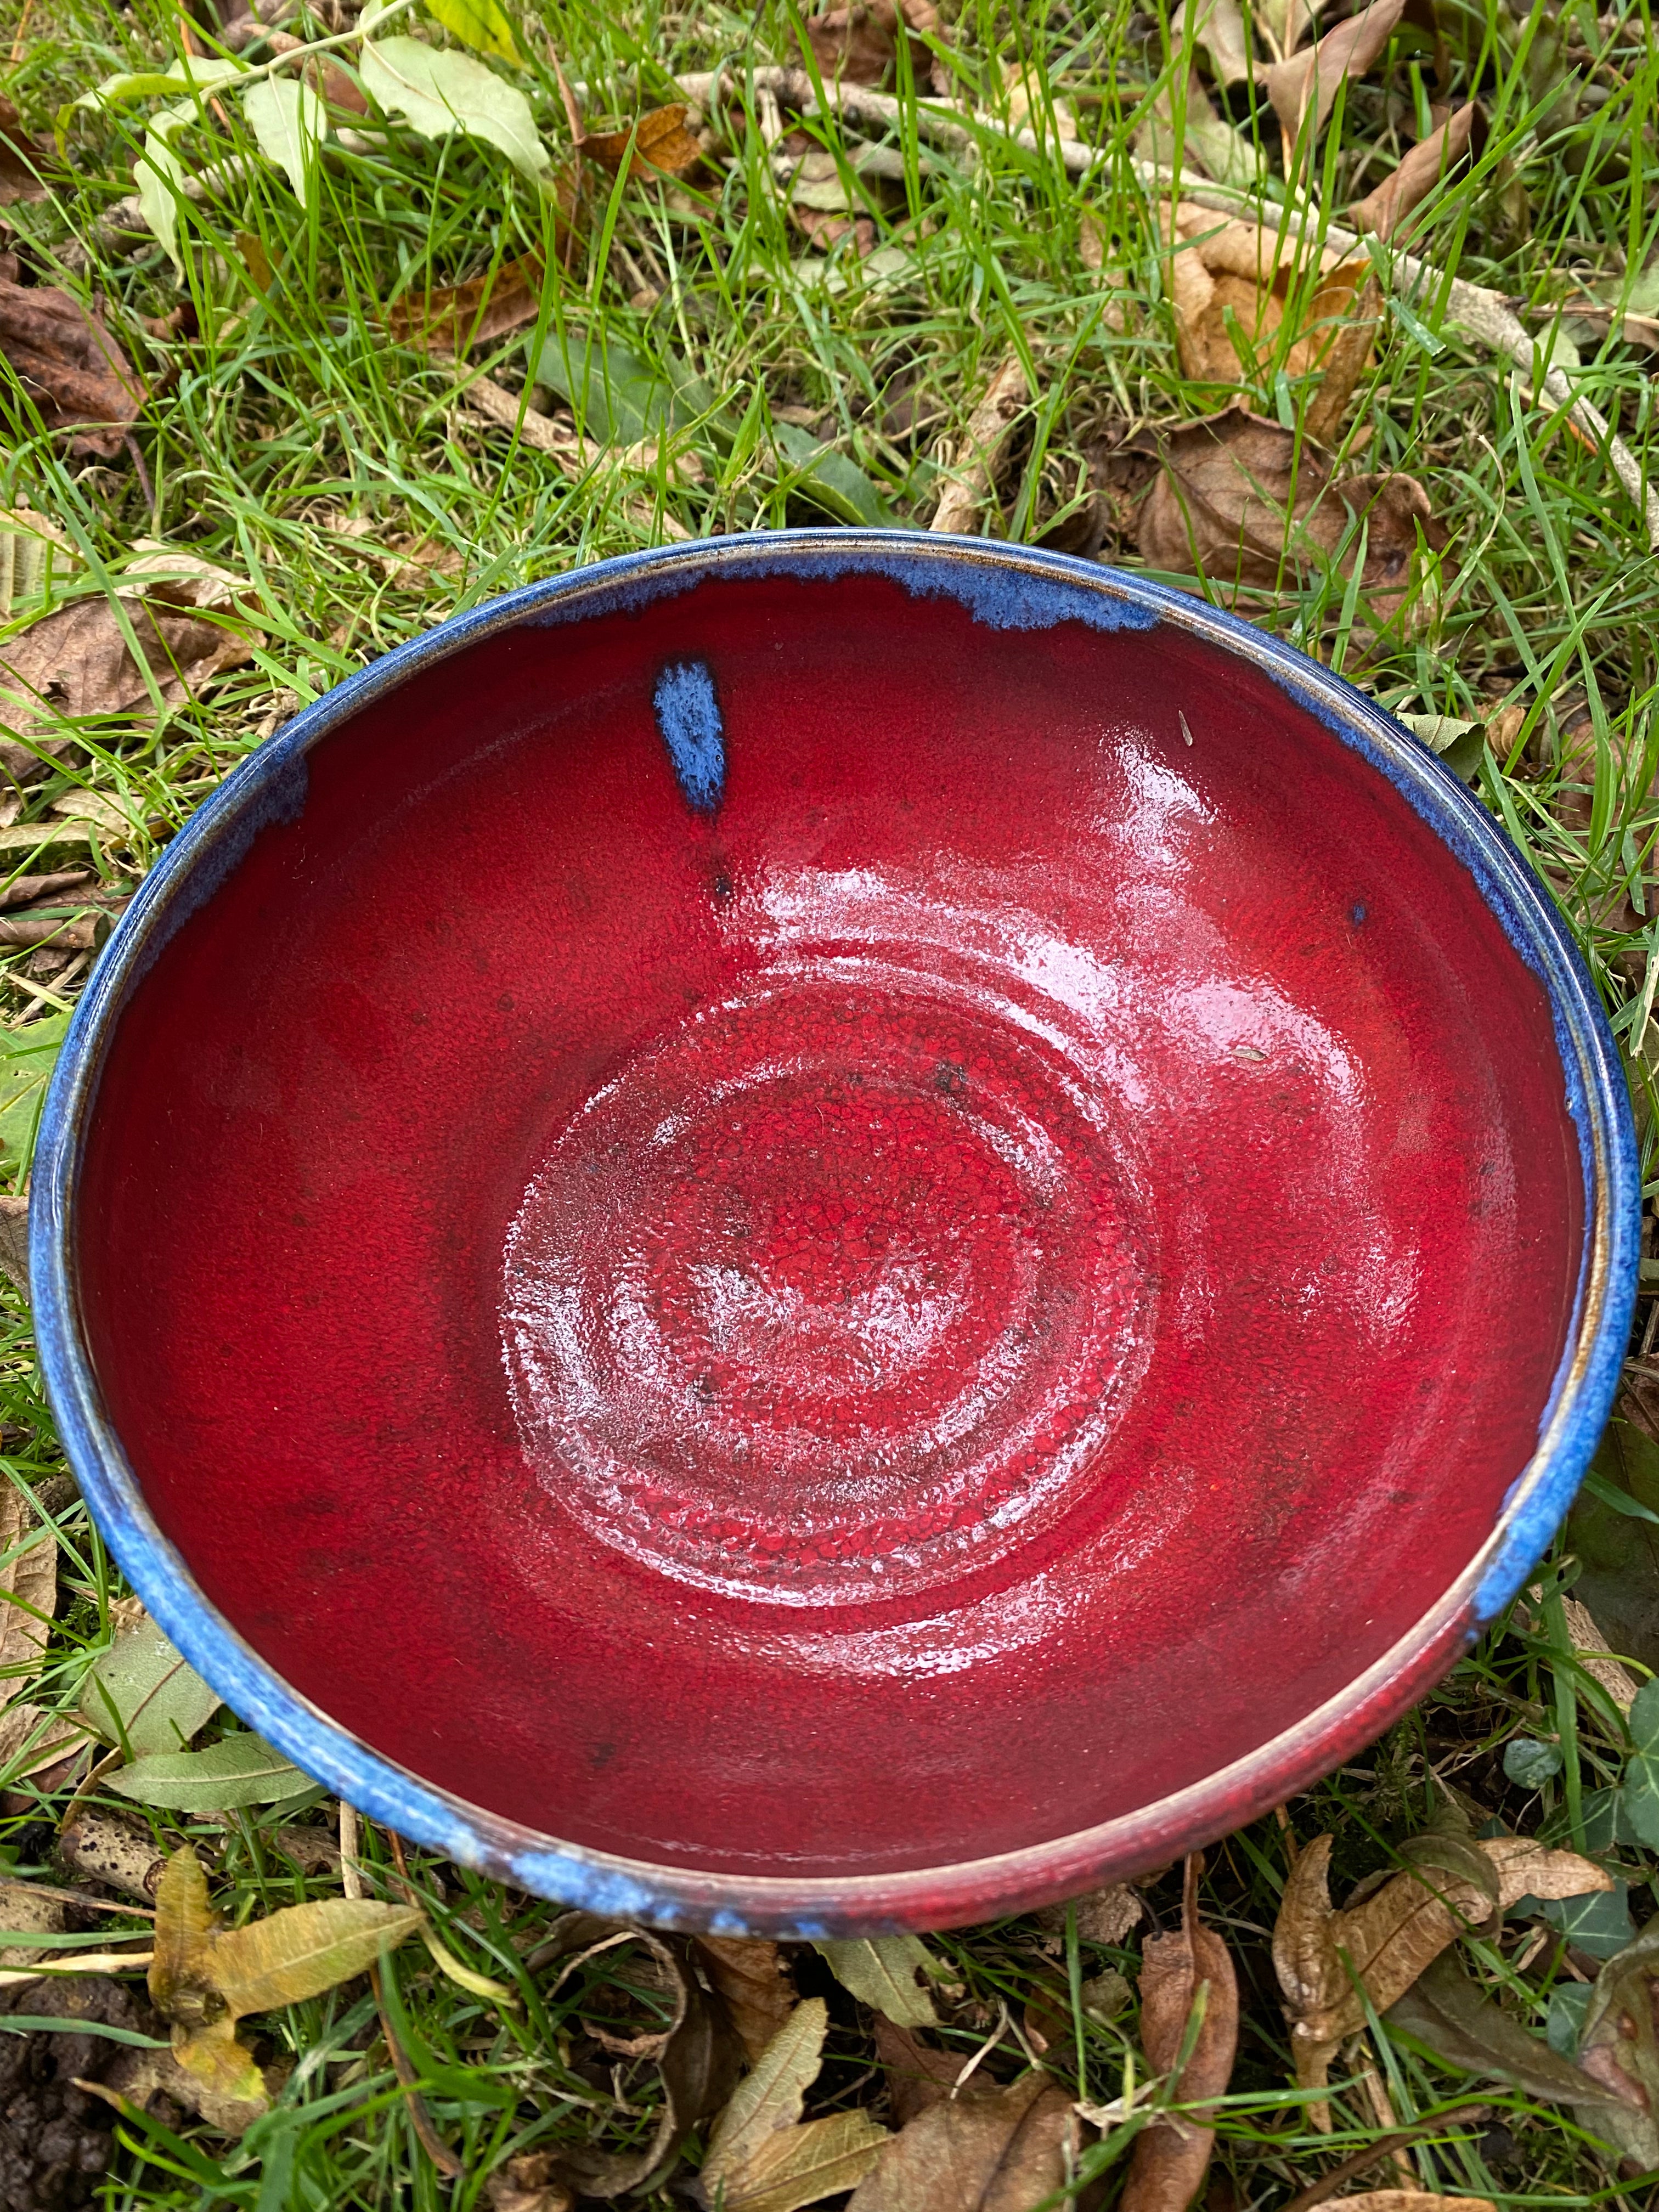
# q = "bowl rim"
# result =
<box><xmin>30</xmin><ymin>528</ymin><xmax>1638</xmax><ymax>1935</ymax></box>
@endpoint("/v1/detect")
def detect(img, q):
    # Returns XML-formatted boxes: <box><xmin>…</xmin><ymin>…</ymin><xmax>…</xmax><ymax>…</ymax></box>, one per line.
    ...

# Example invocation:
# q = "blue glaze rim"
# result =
<box><xmin>29</xmin><ymin>531</ymin><xmax>1638</xmax><ymax>1934</ymax></box>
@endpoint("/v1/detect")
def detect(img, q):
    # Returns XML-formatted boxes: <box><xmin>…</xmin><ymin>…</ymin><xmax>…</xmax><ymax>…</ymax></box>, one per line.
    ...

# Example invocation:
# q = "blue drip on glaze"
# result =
<box><xmin>653</xmin><ymin>660</ymin><xmax>725</xmax><ymax>811</ymax></box>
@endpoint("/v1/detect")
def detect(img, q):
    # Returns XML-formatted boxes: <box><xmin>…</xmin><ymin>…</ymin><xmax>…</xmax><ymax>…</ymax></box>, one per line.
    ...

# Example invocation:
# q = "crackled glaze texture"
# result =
<box><xmin>72</xmin><ymin>561</ymin><xmax>1589</xmax><ymax>1893</ymax></box>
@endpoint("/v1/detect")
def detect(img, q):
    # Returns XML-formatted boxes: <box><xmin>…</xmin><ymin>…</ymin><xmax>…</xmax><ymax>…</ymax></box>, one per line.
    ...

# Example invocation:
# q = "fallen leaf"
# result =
<box><xmin>1135</xmin><ymin>70</ymin><xmax>1259</xmax><ymax>189</ymax></box>
<box><xmin>0</xmin><ymin>96</ymin><xmax>53</xmax><ymax>204</ymax></box>
<box><xmin>527</xmin><ymin>1912</ymin><xmax>742</xmax><ymax>2196</ymax></box>
<box><xmin>106</xmin><ymin>1733</ymin><xmax>312</xmax><ymax>1812</ymax></box>
<box><xmin>870</xmin><ymin>2016</ymin><xmax>975</xmax><ymax>2126</ymax></box>
<box><xmin>484</xmin><ymin>2152</ymin><xmax>576</xmax><ymax>2212</ymax></box>
<box><xmin>1003</xmin><ymin>58</ymin><xmax>1078</xmax><ymax>140</ymax></box>
<box><xmin>149</xmin><ymin>1844</ymin><xmax>422</xmax><ymax>2105</ymax></box>
<box><xmin>694</xmin><ymin>1936</ymin><xmax>798</xmax><ymax>2064</ymax></box>
<box><xmin>77</xmin><ymin>1612</ymin><xmax>222</xmax><ymax>1758</ymax></box>
<box><xmin>800</xmin><ymin>0</ymin><xmax>949</xmax><ymax>97</ymax></box>
<box><xmin>0</xmin><ymin>582</ymin><xmax>255</xmax><ymax>770</ymax></box>
<box><xmin>1032</xmin><ymin>1883</ymin><xmax>1144</xmax><ymax>1950</ymax></box>
<box><xmin>583</xmin><ymin>104</ymin><xmax>702</xmax><ymax>181</ymax></box>
<box><xmin>388</xmin><ymin>252</ymin><xmax>545</xmax><ymax>352</ymax></box>
<box><xmin>358</xmin><ymin>27</ymin><xmax>549</xmax><ymax>181</ymax></box>
<box><xmin>1170</xmin><ymin>0</ymin><xmax>1253</xmax><ymax>85</ymax></box>
<box><xmin>0</xmin><ymin>1012</ymin><xmax>67</xmax><ymax>1178</ymax></box>
<box><xmin>0</xmin><ymin>1699</ymin><xmax>86</xmax><ymax>1780</ymax></box>
<box><xmin>0</xmin><ymin>1482</ymin><xmax>55</xmax><ymax>1702</ymax></box>
<box><xmin>426</xmin><ymin>0</ymin><xmax>522</xmax><ymax>66</ymax></box>
<box><xmin>815</xmin><ymin>1937</ymin><xmax>940</xmax><ymax>2027</ymax></box>
<box><xmin>846</xmin><ymin>2069</ymin><xmax>1083</xmax><ymax>2211</ymax></box>
<box><xmin>705</xmin><ymin>1997</ymin><xmax>832</xmax><ymax>2183</ymax></box>
<box><xmin>1260</xmin><ymin>0</ymin><xmax>1408</xmax><ymax>145</ymax></box>
<box><xmin>100</xmin><ymin>2038</ymin><xmax>270</xmax><ymax>2138</ymax></box>
<box><xmin>259</xmin><ymin>30</ymin><xmax>370</xmax><ymax>116</ymax></box>
<box><xmin>1348</xmin><ymin>104</ymin><xmax>1481</xmax><ymax>241</ymax></box>
<box><xmin>715</xmin><ymin>2110</ymin><xmax>890</xmax><ymax>2212</ymax></box>
<box><xmin>1121</xmin><ymin>1855</ymin><xmax>1238</xmax><ymax>2212</ymax></box>
<box><xmin>241</xmin><ymin>76</ymin><xmax>325</xmax><ymax>207</ymax></box>
<box><xmin>0</xmin><ymin>1194</ymin><xmax>26</xmax><ymax>1293</ymax></box>
<box><xmin>1137</xmin><ymin>407</ymin><xmax>1447</xmax><ymax>627</ymax></box>
<box><xmin>1385</xmin><ymin>1950</ymin><xmax>1621</xmax><ymax>2109</ymax></box>
<box><xmin>1305</xmin><ymin>2199</ymin><xmax>1495</xmax><ymax>2212</ymax></box>
<box><xmin>1575</xmin><ymin>1923</ymin><xmax>1659</xmax><ymax>2170</ymax></box>
<box><xmin>1161</xmin><ymin>200</ymin><xmax>1374</xmax><ymax>402</ymax></box>
<box><xmin>930</xmin><ymin>352</ymin><xmax>1030</xmax><ymax>535</ymax></box>
<box><xmin>0</xmin><ymin>265</ymin><xmax>146</xmax><ymax>458</ymax></box>
<box><xmin>1274</xmin><ymin>1832</ymin><xmax>1611</xmax><ymax>2125</ymax></box>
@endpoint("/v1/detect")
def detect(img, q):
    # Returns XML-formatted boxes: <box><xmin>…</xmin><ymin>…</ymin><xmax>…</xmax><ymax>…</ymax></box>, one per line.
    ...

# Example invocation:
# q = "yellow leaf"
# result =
<box><xmin>149</xmin><ymin>1846</ymin><xmax>221</xmax><ymax>2028</ymax></box>
<box><xmin>705</xmin><ymin>1999</ymin><xmax>828</xmax><ymax>2191</ymax></box>
<box><xmin>208</xmin><ymin>1898</ymin><xmax>424</xmax><ymax>2019</ymax></box>
<box><xmin>720</xmin><ymin>2110</ymin><xmax>889</xmax><ymax>2212</ymax></box>
<box><xmin>174</xmin><ymin>2015</ymin><xmax>269</xmax><ymax>2109</ymax></box>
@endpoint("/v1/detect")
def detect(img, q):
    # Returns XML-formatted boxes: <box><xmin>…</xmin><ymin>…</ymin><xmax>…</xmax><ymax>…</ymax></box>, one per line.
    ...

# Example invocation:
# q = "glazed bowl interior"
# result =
<box><xmin>45</xmin><ymin>536</ymin><xmax>1628</xmax><ymax>1929</ymax></box>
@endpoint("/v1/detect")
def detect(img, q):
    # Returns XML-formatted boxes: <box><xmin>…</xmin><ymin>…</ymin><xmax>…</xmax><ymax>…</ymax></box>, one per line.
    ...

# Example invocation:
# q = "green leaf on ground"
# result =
<box><xmin>426</xmin><ymin>0</ymin><xmax>522</xmax><ymax>66</ymax></box>
<box><xmin>359</xmin><ymin>35</ymin><xmax>548</xmax><ymax>179</ymax></box>
<box><xmin>241</xmin><ymin>77</ymin><xmax>325</xmax><ymax>207</ymax></box>
<box><xmin>78</xmin><ymin>1615</ymin><xmax>221</xmax><ymax>1757</ymax></box>
<box><xmin>106</xmin><ymin>1733</ymin><xmax>312</xmax><ymax>1812</ymax></box>
<box><xmin>0</xmin><ymin>1011</ymin><xmax>68</xmax><ymax>1178</ymax></box>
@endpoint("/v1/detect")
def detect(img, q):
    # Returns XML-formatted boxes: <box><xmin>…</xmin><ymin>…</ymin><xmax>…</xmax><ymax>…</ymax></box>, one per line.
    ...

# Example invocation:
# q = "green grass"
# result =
<box><xmin>4</xmin><ymin>0</ymin><xmax>1659</xmax><ymax>2203</ymax></box>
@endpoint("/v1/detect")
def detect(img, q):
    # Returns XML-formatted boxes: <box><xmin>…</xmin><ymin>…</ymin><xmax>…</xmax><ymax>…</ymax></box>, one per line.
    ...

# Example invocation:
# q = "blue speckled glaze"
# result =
<box><xmin>28</xmin><ymin>530</ymin><xmax>1638</xmax><ymax>1936</ymax></box>
<box><xmin>653</xmin><ymin>659</ymin><xmax>726</xmax><ymax>811</ymax></box>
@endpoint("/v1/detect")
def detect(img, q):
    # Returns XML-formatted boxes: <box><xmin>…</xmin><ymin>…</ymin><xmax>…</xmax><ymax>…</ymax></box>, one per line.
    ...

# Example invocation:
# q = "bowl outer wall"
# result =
<box><xmin>30</xmin><ymin>530</ymin><xmax>1640</xmax><ymax>1936</ymax></box>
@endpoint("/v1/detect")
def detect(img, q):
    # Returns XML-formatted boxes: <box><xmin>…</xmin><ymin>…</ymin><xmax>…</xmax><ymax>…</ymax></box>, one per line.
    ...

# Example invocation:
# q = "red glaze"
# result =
<box><xmin>77</xmin><ymin>571</ymin><xmax>1580</xmax><ymax>1884</ymax></box>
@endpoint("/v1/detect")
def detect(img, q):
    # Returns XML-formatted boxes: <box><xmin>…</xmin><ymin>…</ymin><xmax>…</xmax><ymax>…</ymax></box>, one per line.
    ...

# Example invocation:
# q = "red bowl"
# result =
<box><xmin>33</xmin><ymin>534</ymin><xmax>1635</xmax><ymax>1933</ymax></box>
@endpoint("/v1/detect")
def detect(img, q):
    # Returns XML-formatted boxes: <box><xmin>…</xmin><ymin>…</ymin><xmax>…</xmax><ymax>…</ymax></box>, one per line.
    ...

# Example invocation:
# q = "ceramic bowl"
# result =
<box><xmin>33</xmin><ymin>532</ymin><xmax>1637</xmax><ymax>1934</ymax></box>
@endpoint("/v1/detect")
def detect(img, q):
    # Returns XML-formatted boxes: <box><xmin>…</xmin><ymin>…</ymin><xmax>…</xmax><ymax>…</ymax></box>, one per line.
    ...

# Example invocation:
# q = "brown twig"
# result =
<box><xmin>8</xmin><ymin>0</ymin><xmax>37</xmax><ymax>64</ymax></box>
<box><xmin>550</xmin><ymin>42</ymin><xmax>585</xmax><ymax>150</ymax></box>
<box><xmin>1278</xmin><ymin>2104</ymin><xmax>1491</xmax><ymax>2212</ymax></box>
<box><xmin>338</xmin><ymin>1802</ymin><xmax>463</xmax><ymax>2180</ymax></box>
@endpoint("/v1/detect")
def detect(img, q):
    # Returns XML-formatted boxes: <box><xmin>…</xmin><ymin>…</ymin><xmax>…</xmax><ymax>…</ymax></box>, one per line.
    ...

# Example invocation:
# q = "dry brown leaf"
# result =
<box><xmin>1170</xmin><ymin>0</ymin><xmax>1254</xmax><ymax>84</ymax></box>
<box><xmin>704</xmin><ymin>1997</ymin><xmax>830</xmax><ymax>2186</ymax></box>
<box><xmin>1121</xmin><ymin>1857</ymin><xmax>1238</xmax><ymax>2212</ymax></box>
<box><xmin>870</xmin><ymin>2016</ymin><xmax>978</xmax><ymax>2126</ymax></box>
<box><xmin>263</xmin><ymin>29</ymin><xmax>368</xmax><ymax>113</ymax></box>
<box><xmin>931</xmin><ymin>352</ymin><xmax>1030</xmax><ymax>534</ymax></box>
<box><xmin>1349</xmin><ymin>105</ymin><xmax>1481</xmax><ymax>241</ymax></box>
<box><xmin>0</xmin><ymin>258</ymin><xmax>146</xmax><ymax>459</ymax></box>
<box><xmin>1273</xmin><ymin>1832</ymin><xmax>1611</xmax><ymax>2128</ymax></box>
<box><xmin>527</xmin><ymin>1912</ymin><xmax>743</xmax><ymax>2196</ymax></box>
<box><xmin>0</xmin><ymin>1192</ymin><xmax>27</xmax><ymax>1296</ymax></box>
<box><xmin>846</xmin><ymin>2069</ymin><xmax>1084</xmax><ymax>2212</ymax></box>
<box><xmin>483</xmin><ymin>2152</ymin><xmax>577</xmax><ymax>2212</ymax></box>
<box><xmin>0</xmin><ymin>1701</ymin><xmax>83</xmax><ymax>1782</ymax></box>
<box><xmin>388</xmin><ymin>253</ymin><xmax>545</xmax><ymax>354</ymax></box>
<box><xmin>583</xmin><ymin>104</ymin><xmax>702</xmax><ymax>180</ymax></box>
<box><xmin>0</xmin><ymin>97</ymin><xmax>53</xmax><ymax>205</ymax></box>
<box><xmin>694</xmin><ymin>1936</ymin><xmax>798</xmax><ymax>2065</ymax></box>
<box><xmin>0</xmin><ymin>1484</ymin><xmax>55</xmax><ymax>1706</ymax></box>
<box><xmin>800</xmin><ymin>0</ymin><xmax>949</xmax><ymax>97</ymax></box>
<box><xmin>1137</xmin><ymin>407</ymin><xmax>1447</xmax><ymax>627</ymax></box>
<box><xmin>1577</xmin><ymin>1926</ymin><xmax>1659</xmax><ymax>2170</ymax></box>
<box><xmin>1317</xmin><ymin>2199</ymin><xmax>1496</xmax><ymax>2212</ymax></box>
<box><xmin>1260</xmin><ymin>0</ymin><xmax>1406</xmax><ymax>143</ymax></box>
<box><xmin>0</xmin><ymin>584</ymin><xmax>255</xmax><ymax>775</ymax></box>
<box><xmin>718</xmin><ymin>2111</ymin><xmax>891</xmax><ymax>2211</ymax></box>
<box><xmin>1163</xmin><ymin>200</ymin><xmax>1374</xmax><ymax>398</ymax></box>
<box><xmin>1033</xmin><ymin>1883</ymin><xmax>1144</xmax><ymax>1950</ymax></box>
